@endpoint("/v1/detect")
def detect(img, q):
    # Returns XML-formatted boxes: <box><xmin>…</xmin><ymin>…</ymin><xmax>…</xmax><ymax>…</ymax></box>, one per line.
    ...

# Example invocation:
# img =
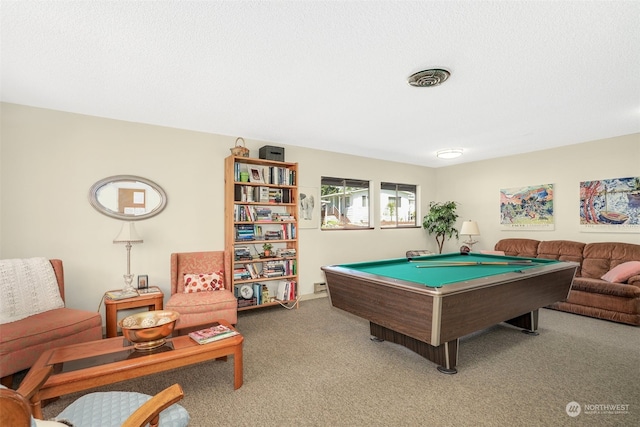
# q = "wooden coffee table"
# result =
<box><xmin>26</xmin><ymin>320</ymin><xmax>242</xmax><ymax>418</ymax></box>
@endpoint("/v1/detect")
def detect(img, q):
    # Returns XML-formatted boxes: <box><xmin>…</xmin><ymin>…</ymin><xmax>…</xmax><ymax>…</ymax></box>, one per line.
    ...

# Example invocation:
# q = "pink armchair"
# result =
<box><xmin>166</xmin><ymin>251</ymin><xmax>237</xmax><ymax>333</ymax></box>
<box><xmin>0</xmin><ymin>259</ymin><xmax>102</xmax><ymax>387</ymax></box>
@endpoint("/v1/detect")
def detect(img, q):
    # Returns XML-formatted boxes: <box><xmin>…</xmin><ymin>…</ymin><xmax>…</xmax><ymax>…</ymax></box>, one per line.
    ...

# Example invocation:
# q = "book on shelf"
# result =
<box><xmin>243</xmin><ymin>263</ymin><xmax>260</xmax><ymax>279</ymax></box>
<box><xmin>279</xmin><ymin>248</ymin><xmax>296</xmax><ymax>257</ymax></box>
<box><xmin>264</xmin><ymin>230</ymin><xmax>283</xmax><ymax>240</ymax></box>
<box><xmin>259</xmin><ymin>187</ymin><xmax>270</xmax><ymax>203</ymax></box>
<box><xmin>276</xmin><ymin>280</ymin><xmax>296</xmax><ymax>301</ymax></box>
<box><xmin>237</xmin><ymin>297</ymin><xmax>257</xmax><ymax>308</ymax></box>
<box><xmin>233</xmin><ymin>267</ymin><xmax>252</xmax><ymax>280</ymax></box>
<box><xmin>188</xmin><ymin>323</ymin><xmax>239</xmax><ymax>345</ymax></box>
<box><xmin>254</xmin><ymin>207</ymin><xmax>272</xmax><ymax>220</ymax></box>
<box><xmin>235</xmin><ymin>224</ymin><xmax>255</xmax><ymax>241</ymax></box>
<box><xmin>234</xmin><ymin>246</ymin><xmax>252</xmax><ymax>261</ymax></box>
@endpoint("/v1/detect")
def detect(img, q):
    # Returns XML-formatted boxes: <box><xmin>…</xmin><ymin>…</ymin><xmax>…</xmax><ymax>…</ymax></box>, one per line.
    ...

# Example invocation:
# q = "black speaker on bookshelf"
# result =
<box><xmin>259</xmin><ymin>145</ymin><xmax>285</xmax><ymax>162</ymax></box>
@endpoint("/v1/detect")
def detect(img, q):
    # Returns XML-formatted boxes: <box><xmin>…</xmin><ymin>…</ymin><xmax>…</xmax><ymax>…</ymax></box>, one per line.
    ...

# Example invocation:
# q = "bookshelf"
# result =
<box><xmin>224</xmin><ymin>155</ymin><xmax>299</xmax><ymax>311</ymax></box>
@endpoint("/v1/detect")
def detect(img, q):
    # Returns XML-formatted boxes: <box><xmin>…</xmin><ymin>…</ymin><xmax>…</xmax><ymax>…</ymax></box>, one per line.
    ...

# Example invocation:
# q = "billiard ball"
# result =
<box><xmin>460</xmin><ymin>245</ymin><xmax>471</xmax><ymax>255</ymax></box>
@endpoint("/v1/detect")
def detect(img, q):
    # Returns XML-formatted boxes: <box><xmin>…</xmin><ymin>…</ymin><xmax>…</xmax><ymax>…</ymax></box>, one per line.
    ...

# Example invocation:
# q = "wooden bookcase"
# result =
<box><xmin>224</xmin><ymin>155</ymin><xmax>299</xmax><ymax>311</ymax></box>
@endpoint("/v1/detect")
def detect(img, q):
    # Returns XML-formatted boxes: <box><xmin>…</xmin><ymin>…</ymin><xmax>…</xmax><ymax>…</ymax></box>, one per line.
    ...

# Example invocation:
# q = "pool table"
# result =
<box><xmin>321</xmin><ymin>252</ymin><xmax>578</xmax><ymax>374</ymax></box>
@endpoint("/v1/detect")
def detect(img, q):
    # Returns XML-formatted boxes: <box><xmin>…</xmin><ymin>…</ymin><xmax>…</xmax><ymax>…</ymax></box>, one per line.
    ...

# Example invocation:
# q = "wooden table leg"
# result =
<box><xmin>105</xmin><ymin>304</ymin><xmax>117</xmax><ymax>338</ymax></box>
<box><xmin>234</xmin><ymin>344</ymin><xmax>243</xmax><ymax>390</ymax></box>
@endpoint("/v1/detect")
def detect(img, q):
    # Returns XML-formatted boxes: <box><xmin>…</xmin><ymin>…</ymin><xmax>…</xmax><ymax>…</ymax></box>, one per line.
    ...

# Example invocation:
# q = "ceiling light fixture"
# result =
<box><xmin>436</xmin><ymin>149</ymin><xmax>463</xmax><ymax>159</ymax></box>
<box><xmin>407</xmin><ymin>69</ymin><xmax>450</xmax><ymax>87</ymax></box>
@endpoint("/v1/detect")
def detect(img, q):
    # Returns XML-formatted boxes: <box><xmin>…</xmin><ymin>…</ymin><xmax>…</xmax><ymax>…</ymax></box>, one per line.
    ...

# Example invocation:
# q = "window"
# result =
<box><xmin>380</xmin><ymin>182</ymin><xmax>417</xmax><ymax>228</ymax></box>
<box><xmin>321</xmin><ymin>177</ymin><xmax>370</xmax><ymax>229</ymax></box>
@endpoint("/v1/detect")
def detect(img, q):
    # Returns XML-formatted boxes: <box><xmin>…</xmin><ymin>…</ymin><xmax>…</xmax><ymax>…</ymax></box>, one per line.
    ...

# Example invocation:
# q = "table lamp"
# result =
<box><xmin>113</xmin><ymin>221</ymin><xmax>143</xmax><ymax>297</ymax></box>
<box><xmin>459</xmin><ymin>220</ymin><xmax>480</xmax><ymax>250</ymax></box>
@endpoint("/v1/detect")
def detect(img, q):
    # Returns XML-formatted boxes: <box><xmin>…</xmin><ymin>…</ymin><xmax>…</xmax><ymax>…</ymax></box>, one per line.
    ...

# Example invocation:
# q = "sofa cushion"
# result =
<box><xmin>566</xmin><ymin>286</ymin><xmax>640</xmax><ymax>314</ymax></box>
<box><xmin>549</xmin><ymin>301</ymin><xmax>640</xmax><ymax>325</ymax></box>
<box><xmin>581</xmin><ymin>242</ymin><xmax>640</xmax><ymax>279</ymax></box>
<box><xmin>0</xmin><ymin>307</ymin><xmax>102</xmax><ymax>378</ymax></box>
<box><xmin>601</xmin><ymin>261</ymin><xmax>640</xmax><ymax>283</ymax></box>
<box><xmin>536</xmin><ymin>240</ymin><xmax>586</xmax><ymax>276</ymax></box>
<box><xmin>166</xmin><ymin>291</ymin><xmax>237</xmax><ymax>315</ymax></box>
<box><xmin>571</xmin><ymin>277</ymin><xmax>640</xmax><ymax>298</ymax></box>
<box><xmin>0</xmin><ymin>307</ymin><xmax>102</xmax><ymax>354</ymax></box>
<box><xmin>494</xmin><ymin>238</ymin><xmax>540</xmax><ymax>258</ymax></box>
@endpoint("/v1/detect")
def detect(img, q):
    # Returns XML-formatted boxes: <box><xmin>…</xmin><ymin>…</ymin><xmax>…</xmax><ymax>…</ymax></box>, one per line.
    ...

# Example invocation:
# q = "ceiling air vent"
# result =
<box><xmin>407</xmin><ymin>69</ymin><xmax>450</xmax><ymax>87</ymax></box>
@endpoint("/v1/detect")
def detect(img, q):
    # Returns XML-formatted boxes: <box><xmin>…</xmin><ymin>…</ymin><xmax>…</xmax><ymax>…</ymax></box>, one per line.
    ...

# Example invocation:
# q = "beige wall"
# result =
<box><xmin>1</xmin><ymin>103</ymin><xmax>639</xmax><ymax>325</ymax></box>
<box><xmin>0</xmin><ymin>103</ymin><xmax>435</xmax><ymax>323</ymax></box>
<box><xmin>435</xmin><ymin>133</ymin><xmax>640</xmax><ymax>248</ymax></box>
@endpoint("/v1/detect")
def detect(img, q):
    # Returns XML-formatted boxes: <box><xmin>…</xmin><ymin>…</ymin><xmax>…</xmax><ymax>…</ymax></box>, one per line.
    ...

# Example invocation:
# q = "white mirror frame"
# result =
<box><xmin>89</xmin><ymin>175</ymin><xmax>168</xmax><ymax>221</ymax></box>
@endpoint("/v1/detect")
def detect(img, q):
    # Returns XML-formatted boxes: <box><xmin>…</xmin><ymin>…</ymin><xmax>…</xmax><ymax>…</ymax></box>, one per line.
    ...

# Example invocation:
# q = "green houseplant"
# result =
<box><xmin>262</xmin><ymin>242</ymin><xmax>273</xmax><ymax>257</ymax></box>
<box><xmin>422</xmin><ymin>201</ymin><xmax>459</xmax><ymax>254</ymax></box>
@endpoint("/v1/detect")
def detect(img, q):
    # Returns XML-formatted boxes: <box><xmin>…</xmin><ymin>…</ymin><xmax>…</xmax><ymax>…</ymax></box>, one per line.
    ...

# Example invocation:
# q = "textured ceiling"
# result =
<box><xmin>2</xmin><ymin>1</ymin><xmax>639</xmax><ymax>167</ymax></box>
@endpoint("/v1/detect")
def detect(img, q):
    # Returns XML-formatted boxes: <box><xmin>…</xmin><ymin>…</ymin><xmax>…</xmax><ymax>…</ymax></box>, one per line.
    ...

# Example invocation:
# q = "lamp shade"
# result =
<box><xmin>113</xmin><ymin>222</ymin><xmax>143</xmax><ymax>243</ymax></box>
<box><xmin>460</xmin><ymin>220</ymin><xmax>480</xmax><ymax>236</ymax></box>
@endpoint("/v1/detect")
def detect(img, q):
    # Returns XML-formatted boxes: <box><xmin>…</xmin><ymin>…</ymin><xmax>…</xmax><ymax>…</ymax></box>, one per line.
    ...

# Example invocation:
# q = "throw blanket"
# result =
<box><xmin>0</xmin><ymin>257</ymin><xmax>65</xmax><ymax>324</ymax></box>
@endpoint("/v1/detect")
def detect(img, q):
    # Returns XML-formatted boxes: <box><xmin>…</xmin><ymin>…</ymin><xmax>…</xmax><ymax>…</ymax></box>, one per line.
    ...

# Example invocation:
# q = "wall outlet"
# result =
<box><xmin>314</xmin><ymin>282</ymin><xmax>327</xmax><ymax>294</ymax></box>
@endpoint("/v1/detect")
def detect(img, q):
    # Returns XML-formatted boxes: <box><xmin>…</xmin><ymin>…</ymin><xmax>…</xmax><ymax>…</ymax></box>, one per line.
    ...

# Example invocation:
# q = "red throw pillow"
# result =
<box><xmin>183</xmin><ymin>271</ymin><xmax>225</xmax><ymax>293</ymax></box>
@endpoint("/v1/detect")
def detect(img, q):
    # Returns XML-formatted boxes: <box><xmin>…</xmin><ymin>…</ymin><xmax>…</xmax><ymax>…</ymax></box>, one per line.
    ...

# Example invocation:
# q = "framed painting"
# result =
<box><xmin>299</xmin><ymin>187</ymin><xmax>319</xmax><ymax>229</ymax></box>
<box><xmin>500</xmin><ymin>184</ymin><xmax>554</xmax><ymax>230</ymax></box>
<box><xmin>580</xmin><ymin>176</ymin><xmax>640</xmax><ymax>232</ymax></box>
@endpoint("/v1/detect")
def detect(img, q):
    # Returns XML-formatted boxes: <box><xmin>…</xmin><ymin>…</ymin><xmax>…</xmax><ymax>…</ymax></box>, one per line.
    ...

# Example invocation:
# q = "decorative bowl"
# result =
<box><xmin>118</xmin><ymin>310</ymin><xmax>180</xmax><ymax>351</ymax></box>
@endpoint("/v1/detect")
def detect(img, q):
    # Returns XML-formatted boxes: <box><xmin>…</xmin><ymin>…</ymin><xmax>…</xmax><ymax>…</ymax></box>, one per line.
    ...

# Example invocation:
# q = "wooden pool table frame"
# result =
<box><xmin>322</xmin><ymin>258</ymin><xmax>577</xmax><ymax>374</ymax></box>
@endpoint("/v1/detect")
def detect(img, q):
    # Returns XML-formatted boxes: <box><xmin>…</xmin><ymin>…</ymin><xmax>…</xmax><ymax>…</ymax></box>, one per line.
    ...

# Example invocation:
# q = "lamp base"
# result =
<box><xmin>120</xmin><ymin>274</ymin><xmax>138</xmax><ymax>298</ymax></box>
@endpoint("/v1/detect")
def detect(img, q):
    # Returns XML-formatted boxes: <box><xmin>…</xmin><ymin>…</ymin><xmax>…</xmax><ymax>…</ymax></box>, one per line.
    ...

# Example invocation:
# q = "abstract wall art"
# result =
<box><xmin>580</xmin><ymin>176</ymin><xmax>640</xmax><ymax>232</ymax></box>
<box><xmin>500</xmin><ymin>184</ymin><xmax>554</xmax><ymax>230</ymax></box>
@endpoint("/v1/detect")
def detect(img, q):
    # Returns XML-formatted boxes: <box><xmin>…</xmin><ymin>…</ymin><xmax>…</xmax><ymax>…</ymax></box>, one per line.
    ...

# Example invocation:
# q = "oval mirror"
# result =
<box><xmin>89</xmin><ymin>175</ymin><xmax>167</xmax><ymax>220</ymax></box>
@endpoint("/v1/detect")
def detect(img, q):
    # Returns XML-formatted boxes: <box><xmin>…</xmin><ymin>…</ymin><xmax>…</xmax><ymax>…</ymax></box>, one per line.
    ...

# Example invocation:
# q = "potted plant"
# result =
<box><xmin>422</xmin><ymin>201</ymin><xmax>459</xmax><ymax>254</ymax></box>
<box><xmin>262</xmin><ymin>242</ymin><xmax>273</xmax><ymax>257</ymax></box>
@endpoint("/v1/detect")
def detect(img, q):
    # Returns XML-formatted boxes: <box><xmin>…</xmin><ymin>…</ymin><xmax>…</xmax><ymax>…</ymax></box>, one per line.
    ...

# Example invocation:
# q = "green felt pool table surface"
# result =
<box><xmin>338</xmin><ymin>252</ymin><xmax>559</xmax><ymax>288</ymax></box>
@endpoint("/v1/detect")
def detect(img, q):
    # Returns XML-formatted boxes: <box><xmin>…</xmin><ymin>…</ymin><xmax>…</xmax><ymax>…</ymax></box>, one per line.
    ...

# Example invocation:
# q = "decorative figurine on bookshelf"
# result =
<box><xmin>262</xmin><ymin>242</ymin><xmax>273</xmax><ymax>257</ymax></box>
<box><xmin>262</xmin><ymin>284</ymin><xmax>270</xmax><ymax>303</ymax></box>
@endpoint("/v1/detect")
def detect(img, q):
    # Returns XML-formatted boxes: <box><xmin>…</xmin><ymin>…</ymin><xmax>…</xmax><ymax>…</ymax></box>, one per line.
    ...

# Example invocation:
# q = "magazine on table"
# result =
<box><xmin>188</xmin><ymin>323</ymin><xmax>239</xmax><ymax>345</ymax></box>
<box><xmin>105</xmin><ymin>289</ymin><xmax>139</xmax><ymax>300</ymax></box>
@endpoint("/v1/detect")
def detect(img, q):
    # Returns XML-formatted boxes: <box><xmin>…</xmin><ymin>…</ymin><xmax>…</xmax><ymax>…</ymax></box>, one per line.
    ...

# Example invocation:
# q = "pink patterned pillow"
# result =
<box><xmin>601</xmin><ymin>261</ymin><xmax>640</xmax><ymax>283</ymax></box>
<box><xmin>183</xmin><ymin>271</ymin><xmax>225</xmax><ymax>293</ymax></box>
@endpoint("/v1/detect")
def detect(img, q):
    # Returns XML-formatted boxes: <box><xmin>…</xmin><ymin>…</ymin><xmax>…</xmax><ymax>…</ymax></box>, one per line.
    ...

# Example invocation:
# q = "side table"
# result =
<box><xmin>104</xmin><ymin>286</ymin><xmax>164</xmax><ymax>338</ymax></box>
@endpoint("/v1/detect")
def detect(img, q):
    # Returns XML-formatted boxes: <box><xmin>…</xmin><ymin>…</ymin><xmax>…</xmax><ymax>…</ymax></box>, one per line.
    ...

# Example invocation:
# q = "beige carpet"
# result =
<box><xmin>42</xmin><ymin>296</ymin><xmax>639</xmax><ymax>426</ymax></box>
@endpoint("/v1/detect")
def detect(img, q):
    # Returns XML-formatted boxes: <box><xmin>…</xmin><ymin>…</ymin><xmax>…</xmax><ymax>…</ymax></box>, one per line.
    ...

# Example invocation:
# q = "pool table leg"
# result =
<box><xmin>505</xmin><ymin>309</ymin><xmax>539</xmax><ymax>336</ymax></box>
<box><xmin>369</xmin><ymin>322</ymin><xmax>459</xmax><ymax>374</ymax></box>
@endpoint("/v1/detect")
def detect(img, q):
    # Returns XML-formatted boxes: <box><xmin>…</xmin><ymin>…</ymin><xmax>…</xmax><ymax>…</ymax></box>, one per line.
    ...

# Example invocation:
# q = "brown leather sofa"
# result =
<box><xmin>494</xmin><ymin>239</ymin><xmax>640</xmax><ymax>326</ymax></box>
